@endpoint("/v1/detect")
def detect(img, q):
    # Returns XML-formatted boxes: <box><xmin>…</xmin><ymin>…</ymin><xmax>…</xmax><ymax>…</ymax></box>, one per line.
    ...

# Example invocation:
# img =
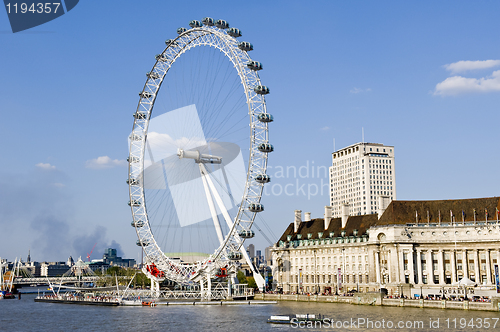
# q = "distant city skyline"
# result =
<box><xmin>1</xmin><ymin>1</ymin><xmax>499</xmax><ymax>261</ymax></box>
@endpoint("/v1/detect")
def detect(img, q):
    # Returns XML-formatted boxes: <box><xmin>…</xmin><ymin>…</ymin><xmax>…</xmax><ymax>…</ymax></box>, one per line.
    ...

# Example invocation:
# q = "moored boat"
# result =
<box><xmin>35</xmin><ymin>293</ymin><xmax>120</xmax><ymax>306</ymax></box>
<box><xmin>268</xmin><ymin>314</ymin><xmax>326</xmax><ymax>324</ymax></box>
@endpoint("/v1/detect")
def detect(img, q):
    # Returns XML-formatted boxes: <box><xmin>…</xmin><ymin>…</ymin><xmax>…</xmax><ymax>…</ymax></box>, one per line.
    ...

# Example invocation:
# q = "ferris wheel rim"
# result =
<box><xmin>127</xmin><ymin>21</ymin><xmax>271</xmax><ymax>283</ymax></box>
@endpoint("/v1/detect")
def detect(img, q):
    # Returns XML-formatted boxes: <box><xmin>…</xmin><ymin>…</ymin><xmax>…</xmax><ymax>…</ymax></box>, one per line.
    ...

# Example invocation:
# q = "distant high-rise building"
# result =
<box><xmin>265</xmin><ymin>246</ymin><xmax>273</xmax><ymax>266</ymax></box>
<box><xmin>329</xmin><ymin>142</ymin><xmax>396</xmax><ymax>217</ymax></box>
<box><xmin>246</xmin><ymin>244</ymin><xmax>255</xmax><ymax>259</ymax></box>
<box><xmin>67</xmin><ymin>256</ymin><xmax>74</xmax><ymax>267</ymax></box>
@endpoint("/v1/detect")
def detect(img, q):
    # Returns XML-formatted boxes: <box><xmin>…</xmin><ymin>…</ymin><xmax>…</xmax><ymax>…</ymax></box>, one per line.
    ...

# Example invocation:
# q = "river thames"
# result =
<box><xmin>1</xmin><ymin>294</ymin><xmax>499</xmax><ymax>331</ymax></box>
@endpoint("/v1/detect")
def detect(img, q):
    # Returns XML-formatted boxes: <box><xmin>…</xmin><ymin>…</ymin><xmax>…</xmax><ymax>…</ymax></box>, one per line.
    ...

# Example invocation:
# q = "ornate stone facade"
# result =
<box><xmin>272</xmin><ymin>197</ymin><xmax>500</xmax><ymax>297</ymax></box>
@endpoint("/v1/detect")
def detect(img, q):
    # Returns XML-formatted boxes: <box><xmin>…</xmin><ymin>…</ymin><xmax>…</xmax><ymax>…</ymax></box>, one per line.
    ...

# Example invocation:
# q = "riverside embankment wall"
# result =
<box><xmin>255</xmin><ymin>293</ymin><xmax>500</xmax><ymax>312</ymax></box>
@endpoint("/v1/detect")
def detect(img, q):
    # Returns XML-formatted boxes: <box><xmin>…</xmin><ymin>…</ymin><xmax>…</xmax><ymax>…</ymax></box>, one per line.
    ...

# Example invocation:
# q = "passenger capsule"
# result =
<box><xmin>215</xmin><ymin>19</ymin><xmax>229</xmax><ymax>29</ymax></box>
<box><xmin>139</xmin><ymin>91</ymin><xmax>153</xmax><ymax>99</ymax></box>
<box><xmin>257</xmin><ymin>143</ymin><xmax>274</xmax><ymax>153</ymax></box>
<box><xmin>202</xmin><ymin>17</ymin><xmax>215</xmax><ymax>26</ymax></box>
<box><xmin>127</xmin><ymin>156</ymin><xmax>140</xmax><ymax>163</ymax></box>
<box><xmin>238</xmin><ymin>41</ymin><xmax>253</xmax><ymax>52</ymax></box>
<box><xmin>129</xmin><ymin>134</ymin><xmax>143</xmax><ymax>141</ymax></box>
<box><xmin>147</xmin><ymin>71</ymin><xmax>160</xmax><ymax>79</ymax></box>
<box><xmin>189</xmin><ymin>20</ymin><xmax>202</xmax><ymax>28</ymax></box>
<box><xmin>238</xmin><ymin>230</ymin><xmax>255</xmax><ymax>239</ymax></box>
<box><xmin>128</xmin><ymin>200</ymin><xmax>141</xmax><ymax>207</ymax></box>
<box><xmin>177</xmin><ymin>27</ymin><xmax>187</xmax><ymax>34</ymax></box>
<box><xmin>131</xmin><ymin>220</ymin><xmax>145</xmax><ymax>227</ymax></box>
<box><xmin>246</xmin><ymin>61</ymin><xmax>263</xmax><ymax>71</ymax></box>
<box><xmin>255</xmin><ymin>174</ymin><xmax>271</xmax><ymax>183</ymax></box>
<box><xmin>126</xmin><ymin>178</ymin><xmax>139</xmax><ymax>185</ymax></box>
<box><xmin>248</xmin><ymin>203</ymin><xmax>264</xmax><ymax>212</ymax></box>
<box><xmin>155</xmin><ymin>54</ymin><xmax>167</xmax><ymax>62</ymax></box>
<box><xmin>257</xmin><ymin>113</ymin><xmax>273</xmax><ymax>123</ymax></box>
<box><xmin>133</xmin><ymin>111</ymin><xmax>147</xmax><ymax>120</ymax></box>
<box><xmin>254</xmin><ymin>85</ymin><xmax>269</xmax><ymax>95</ymax></box>
<box><xmin>165</xmin><ymin>39</ymin><xmax>178</xmax><ymax>46</ymax></box>
<box><xmin>227</xmin><ymin>27</ymin><xmax>242</xmax><ymax>37</ymax></box>
<box><xmin>136</xmin><ymin>239</ymin><xmax>150</xmax><ymax>247</ymax></box>
<box><xmin>228</xmin><ymin>252</ymin><xmax>242</xmax><ymax>260</ymax></box>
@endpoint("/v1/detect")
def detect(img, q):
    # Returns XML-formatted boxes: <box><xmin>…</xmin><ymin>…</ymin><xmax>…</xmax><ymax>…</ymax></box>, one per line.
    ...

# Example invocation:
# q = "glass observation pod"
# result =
<box><xmin>257</xmin><ymin>113</ymin><xmax>273</xmax><ymax>123</ymax></box>
<box><xmin>189</xmin><ymin>20</ymin><xmax>202</xmax><ymax>28</ymax></box>
<box><xmin>257</xmin><ymin>143</ymin><xmax>274</xmax><ymax>153</ymax></box>
<box><xmin>129</xmin><ymin>134</ymin><xmax>143</xmax><ymax>141</ymax></box>
<box><xmin>227</xmin><ymin>27</ymin><xmax>242</xmax><ymax>37</ymax></box>
<box><xmin>246</xmin><ymin>61</ymin><xmax>263</xmax><ymax>71</ymax></box>
<box><xmin>155</xmin><ymin>54</ymin><xmax>167</xmax><ymax>62</ymax></box>
<box><xmin>127</xmin><ymin>156</ymin><xmax>140</xmax><ymax>163</ymax></box>
<box><xmin>202</xmin><ymin>17</ymin><xmax>215</xmax><ymax>26</ymax></box>
<box><xmin>139</xmin><ymin>91</ymin><xmax>153</xmax><ymax>98</ymax></box>
<box><xmin>165</xmin><ymin>39</ymin><xmax>178</xmax><ymax>46</ymax></box>
<box><xmin>238</xmin><ymin>230</ymin><xmax>255</xmax><ymax>239</ymax></box>
<box><xmin>254</xmin><ymin>85</ymin><xmax>269</xmax><ymax>95</ymax></box>
<box><xmin>215</xmin><ymin>19</ymin><xmax>229</xmax><ymax>29</ymax></box>
<box><xmin>126</xmin><ymin>178</ymin><xmax>139</xmax><ymax>185</ymax></box>
<box><xmin>238</xmin><ymin>41</ymin><xmax>253</xmax><ymax>51</ymax></box>
<box><xmin>177</xmin><ymin>27</ymin><xmax>187</xmax><ymax>34</ymax></box>
<box><xmin>248</xmin><ymin>203</ymin><xmax>264</xmax><ymax>212</ymax></box>
<box><xmin>147</xmin><ymin>71</ymin><xmax>160</xmax><ymax>79</ymax></box>
<box><xmin>131</xmin><ymin>220</ymin><xmax>145</xmax><ymax>227</ymax></box>
<box><xmin>128</xmin><ymin>200</ymin><xmax>141</xmax><ymax>207</ymax></box>
<box><xmin>255</xmin><ymin>174</ymin><xmax>271</xmax><ymax>183</ymax></box>
<box><xmin>133</xmin><ymin>111</ymin><xmax>147</xmax><ymax>120</ymax></box>
<box><xmin>228</xmin><ymin>252</ymin><xmax>242</xmax><ymax>260</ymax></box>
<box><xmin>136</xmin><ymin>240</ymin><xmax>150</xmax><ymax>247</ymax></box>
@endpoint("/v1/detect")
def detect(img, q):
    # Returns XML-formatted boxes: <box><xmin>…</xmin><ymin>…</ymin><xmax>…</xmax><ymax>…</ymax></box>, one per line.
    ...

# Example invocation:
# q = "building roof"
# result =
<box><xmin>278</xmin><ymin>196</ymin><xmax>500</xmax><ymax>242</ymax></box>
<box><xmin>378</xmin><ymin>196</ymin><xmax>500</xmax><ymax>225</ymax></box>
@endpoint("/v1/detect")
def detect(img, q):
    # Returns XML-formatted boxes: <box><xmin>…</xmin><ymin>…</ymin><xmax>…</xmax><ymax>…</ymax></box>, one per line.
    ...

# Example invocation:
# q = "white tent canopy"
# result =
<box><xmin>452</xmin><ymin>277</ymin><xmax>477</xmax><ymax>287</ymax></box>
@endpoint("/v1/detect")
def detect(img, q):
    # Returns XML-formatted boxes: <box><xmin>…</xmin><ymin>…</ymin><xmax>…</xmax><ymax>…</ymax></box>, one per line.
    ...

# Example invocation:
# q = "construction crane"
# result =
<box><xmin>86</xmin><ymin>243</ymin><xmax>97</xmax><ymax>262</ymax></box>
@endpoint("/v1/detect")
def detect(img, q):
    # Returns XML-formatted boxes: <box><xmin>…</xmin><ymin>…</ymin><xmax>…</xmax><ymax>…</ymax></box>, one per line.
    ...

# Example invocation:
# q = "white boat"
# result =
<box><xmin>120</xmin><ymin>297</ymin><xmax>143</xmax><ymax>306</ymax></box>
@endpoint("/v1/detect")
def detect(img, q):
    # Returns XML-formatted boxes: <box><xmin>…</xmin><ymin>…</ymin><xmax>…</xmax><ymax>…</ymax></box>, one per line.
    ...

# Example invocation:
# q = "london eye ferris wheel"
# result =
<box><xmin>127</xmin><ymin>18</ymin><xmax>273</xmax><ymax>289</ymax></box>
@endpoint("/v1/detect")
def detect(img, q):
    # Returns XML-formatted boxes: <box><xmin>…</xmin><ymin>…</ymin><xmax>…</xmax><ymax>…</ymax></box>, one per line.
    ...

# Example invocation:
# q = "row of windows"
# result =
<box><xmin>291</xmin><ymin>248</ymin><xmax>367</xmax><ymax>255</ymax></box>
<box><xmin>292</xmin><ymin>274</ymin><xmax>370</xmax><ymax>285</ymax></box>
<box><xmin>291</xmin><ymin>264</ymin><xmax>369</xmax><ymax>272</ymax></box>
<box><xmin>294</xmin><ymin>255</ymin><xmax>368</xmax><ymax>264</ymax></box>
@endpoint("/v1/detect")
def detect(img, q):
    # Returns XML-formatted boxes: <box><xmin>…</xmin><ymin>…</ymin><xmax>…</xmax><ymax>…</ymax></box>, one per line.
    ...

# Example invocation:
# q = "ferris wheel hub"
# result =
<box><xmin>177</xmin><ymin>148</ymin><xmax>222</xmax><ymax>164</ymax></box>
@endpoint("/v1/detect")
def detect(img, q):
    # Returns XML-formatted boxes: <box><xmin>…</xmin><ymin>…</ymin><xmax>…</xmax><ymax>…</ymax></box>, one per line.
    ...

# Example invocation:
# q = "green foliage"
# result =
<box><xmin>247</xmin><ymin>276</ymin><xmax>257</xmax><ymax>289</ymax></box>
<box><xmin>94</xmin><ymin>267</ymin><xmax>150</xmax><ymax>287</ymax></box>
<box><xmin>236</xmin><ymin>270</ymin><xmax>247</xmax><ymax>284</ymax></box>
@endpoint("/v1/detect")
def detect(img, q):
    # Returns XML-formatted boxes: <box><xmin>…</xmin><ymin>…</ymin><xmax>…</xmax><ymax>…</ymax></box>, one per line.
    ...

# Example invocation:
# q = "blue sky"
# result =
<box><xmin>1</xmin><ymin>1</ymin><xmax>499</xmax><ymax>262</ymax></box>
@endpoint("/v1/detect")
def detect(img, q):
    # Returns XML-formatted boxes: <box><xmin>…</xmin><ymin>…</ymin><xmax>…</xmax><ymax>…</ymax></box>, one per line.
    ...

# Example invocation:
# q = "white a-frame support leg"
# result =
<box><xmin>199</xmin><ymin>163</ymin><xmax>266</xmax><ymax>291</ymax></box>
<box><xmin>199</xmin><ymin>163</ymin><xmax>224</xmax><ymax>245</ymax></box>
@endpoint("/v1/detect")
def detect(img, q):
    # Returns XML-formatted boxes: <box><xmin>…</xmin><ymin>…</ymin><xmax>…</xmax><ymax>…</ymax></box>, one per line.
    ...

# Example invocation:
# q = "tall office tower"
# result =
<box><xmin>246</xmin><ymin>244</ymin><xmax>255</xmax><ymax>259</ymax></box>
<box><xmin>329</xmin><ymin>142</ymin><xmax>396</xmax><ymax>218</ymax></box>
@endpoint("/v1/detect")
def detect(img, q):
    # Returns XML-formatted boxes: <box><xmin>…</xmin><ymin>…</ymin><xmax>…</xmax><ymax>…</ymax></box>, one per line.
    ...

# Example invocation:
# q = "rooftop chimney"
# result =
<box><xmin>304</xmin><ymin>212</ymin><xmax>311</xmax><ymax>222</ymax></box>
<box><xmin>377</xmin><ymin>196</ymin><xmax>391</xmax><ymax>220</ymax></box>
<box><xmin>294</xmin><ymin>210</ymin><xmax>302</xmax><ymax>233</ymax></box>
<box><xmin>324</xmin><ymin>206</ymin><xmax>332</xmax><ymax>230</ymax></box>
<box><xmin>341</xmin><ymin>203</ymin><xmax>349</xmax><ymax>228</ymax></box>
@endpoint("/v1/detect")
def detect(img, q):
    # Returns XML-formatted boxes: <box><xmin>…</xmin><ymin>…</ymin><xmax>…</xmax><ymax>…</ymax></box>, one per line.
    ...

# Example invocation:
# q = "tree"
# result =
<box><xmin>247</xmin><ymin>276</ymin><xmax>257</xmax><ymax>289</ymax></box>
<box><xmin>236</xmin><ymin>270</ymin><xmax>247</xmax><ymax>284</ymax></box>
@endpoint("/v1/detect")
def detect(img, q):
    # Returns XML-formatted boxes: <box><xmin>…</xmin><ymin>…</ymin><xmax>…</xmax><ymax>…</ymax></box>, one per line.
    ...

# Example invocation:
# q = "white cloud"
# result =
<box><xmin>52</xmin><ymin>183</ymin><xmax>65</xmax><ymax>188</ymax></box>
<box><xmin>86</xmin><ymin>156</ymin><xmax>127</xmax><ymax>169</ymax></box>
<box><xmin>434</xmin><ymin>70</ymin><xmax>500</xmax><ymax>96</ymax></box>
<box><xmin>444</xmin><ymin>60</ymin><xmax>500</xmax><ymax>74</ymax></box>
<box><xmin>350</xmin><ymin>87</ymin><xmax>371</xmax><ymax>94</ymax></box>
<box><xmin>320</xmin><ymin>126</ymin><xmax>330</xmax><ymax>131</ymax></box>
<box><xmin>36</xmin><ymin>163</ymin><xmax>56</xmax><ymax>170</ymax></box>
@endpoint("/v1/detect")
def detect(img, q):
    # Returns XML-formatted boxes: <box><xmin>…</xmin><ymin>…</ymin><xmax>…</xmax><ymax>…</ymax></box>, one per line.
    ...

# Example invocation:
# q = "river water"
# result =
<box><xmin>1</xmin><ymin>294</ymin><xmax>499</xmax><ymax>331</ymax></box>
